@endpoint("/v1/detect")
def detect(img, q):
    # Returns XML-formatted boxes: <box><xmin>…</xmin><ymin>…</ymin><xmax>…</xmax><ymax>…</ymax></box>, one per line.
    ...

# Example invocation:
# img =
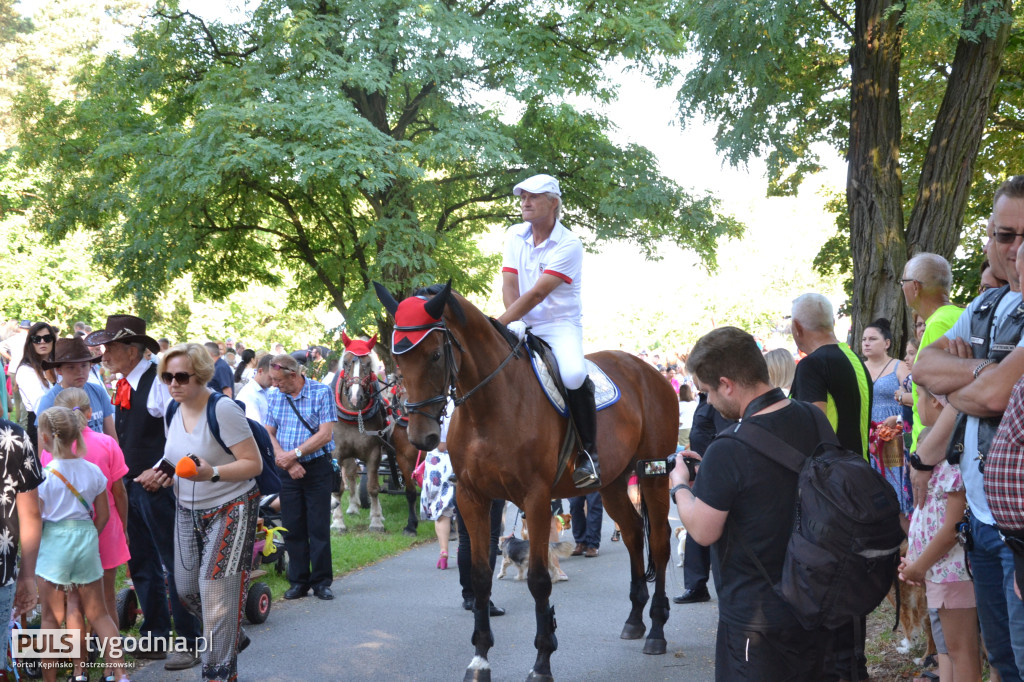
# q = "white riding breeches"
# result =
<box><xmin>531</xmin><ymin>320</ymin><xmax>587</xmax><ymax>390</ymax></box>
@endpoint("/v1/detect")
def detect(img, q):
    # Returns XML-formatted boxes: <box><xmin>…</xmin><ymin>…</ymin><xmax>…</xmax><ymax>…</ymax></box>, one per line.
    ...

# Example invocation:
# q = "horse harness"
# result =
<box><xmin>397</xmin><ymin>316</ymin><xmax>526</xmax><ymax>425</ymax></box>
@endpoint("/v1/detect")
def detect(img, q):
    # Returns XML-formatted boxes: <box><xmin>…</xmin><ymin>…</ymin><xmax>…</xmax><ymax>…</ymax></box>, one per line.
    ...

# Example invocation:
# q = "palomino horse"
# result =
<box><xmin>329</xmin><ymin>333</ymin><xmax>388</xmax><ymax>533</ymax></box>
<box><xmin>376</xmin><ymin>282</ymin><xmax>678</xmax><ymax>682</ymax></box>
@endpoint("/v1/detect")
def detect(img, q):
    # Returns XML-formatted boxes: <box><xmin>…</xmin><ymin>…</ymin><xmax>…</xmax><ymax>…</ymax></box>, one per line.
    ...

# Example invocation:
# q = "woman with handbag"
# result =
<box><xmin>153</xmin><ymin>343</ymin><xmax>262</xmax><ymax>682</ymax></box>
<box><xmin>862</xmin><ymin>318</ymin><xmax>913</xmax><ymax>519</ymax></box>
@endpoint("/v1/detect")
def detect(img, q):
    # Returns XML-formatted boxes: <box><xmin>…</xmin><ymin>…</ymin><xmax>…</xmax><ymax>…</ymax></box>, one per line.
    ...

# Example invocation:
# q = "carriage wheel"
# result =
<box><xmin>245</xmin><ymin>583</ymin><xmax>272</xmax><ymax>624</ymax></box>
<box><xmin>115</xmin><ymin>587</ymin><xmax>139</xmax><ymax>630</ymax></box>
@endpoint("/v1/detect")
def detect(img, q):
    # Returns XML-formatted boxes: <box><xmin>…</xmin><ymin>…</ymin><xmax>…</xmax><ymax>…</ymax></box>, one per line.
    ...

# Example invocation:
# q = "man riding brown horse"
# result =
<box><xmin>496</xmin><ymin>174</ymin><xmax>600</xmax><ymax>489</ymax></box>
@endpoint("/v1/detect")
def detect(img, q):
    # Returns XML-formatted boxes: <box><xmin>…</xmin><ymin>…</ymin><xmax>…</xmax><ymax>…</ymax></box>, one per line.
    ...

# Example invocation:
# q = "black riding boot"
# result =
<box><xmin>567</xmin><ymin>377</ymin><xmax>601</xmax><ymax>488</ymax></box>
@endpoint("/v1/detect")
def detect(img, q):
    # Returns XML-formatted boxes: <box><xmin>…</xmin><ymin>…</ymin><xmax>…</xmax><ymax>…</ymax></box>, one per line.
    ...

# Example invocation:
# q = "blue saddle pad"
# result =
<box><xmin>529</xmin><ymin>351</ymin><xmax>620</xmax><ymax>417</ymax></box>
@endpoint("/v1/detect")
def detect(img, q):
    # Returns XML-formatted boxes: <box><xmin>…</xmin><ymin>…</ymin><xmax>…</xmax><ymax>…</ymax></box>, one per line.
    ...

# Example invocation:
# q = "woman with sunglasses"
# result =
<box><xmin>155</xmin><ymin>343</ymin><xmax>262</xmax><ymax>682</ymax></box>
<box><xmin>16</xmin><ymin>322</ymin><xmax>57</xmax><ymax>452</ymax></box>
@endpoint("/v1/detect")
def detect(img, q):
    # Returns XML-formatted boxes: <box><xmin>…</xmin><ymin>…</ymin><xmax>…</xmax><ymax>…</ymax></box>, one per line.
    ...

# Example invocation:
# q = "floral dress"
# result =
<box><xmin>419</xmin><ymin>449</ymin><xmax>455</xmax><ymax>521</ymax></box>
<box><xmin>906</xmin><ymin>461</ymin><xmax>969</xmax><ymax>583</ymax></box>
<box><xmin>870</xmin><ymin>360</ymin><xmax>912</xmax><ymax>514</ymax></box>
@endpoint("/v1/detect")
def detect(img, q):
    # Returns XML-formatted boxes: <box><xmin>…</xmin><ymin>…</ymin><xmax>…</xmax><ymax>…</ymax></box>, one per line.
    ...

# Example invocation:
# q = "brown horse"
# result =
<box><xmin>376</xmin><ymin>282</ymin><xmax>678</xmax><ymax>682</ymax></box>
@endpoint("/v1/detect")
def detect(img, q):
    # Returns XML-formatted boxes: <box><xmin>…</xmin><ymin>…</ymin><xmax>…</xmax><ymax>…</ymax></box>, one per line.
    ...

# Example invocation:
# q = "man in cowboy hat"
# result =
<box><xmin>85</xmin><ymin>315</ymin><xmax>202</xmax><ymax>670</ymax></box>
<box><xmin>497</xmin><ymin>173</ymin><xmax>600</xmax><ymax>488</ymax></box>
<box><xmin>33</xmin><ymin>337</ymin><xmax>116</xmax><ymax>439</ymax></box>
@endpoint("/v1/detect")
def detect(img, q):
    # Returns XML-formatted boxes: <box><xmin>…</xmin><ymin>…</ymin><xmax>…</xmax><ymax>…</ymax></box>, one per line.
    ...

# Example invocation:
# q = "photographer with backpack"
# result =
<box><xmin>670</xmin><ymin>327</ymin><xmax>903</xmax><ymax>681</ymax></box>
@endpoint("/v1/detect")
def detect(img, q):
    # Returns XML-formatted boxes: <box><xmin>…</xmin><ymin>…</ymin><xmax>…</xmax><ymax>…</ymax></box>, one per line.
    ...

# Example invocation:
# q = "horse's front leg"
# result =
<box><xmin>343</xmin><ymin>457</ymin><xmax>360</xmax><ymax>515</ymax></box>
<box><xmin>525</xmin><ymin>501</ymin><xmax>557</xmax><ymax>682</ymax></box>
<box><xmin>459</xmin><ymin>489</ymin><xmax>495</xmax><ymax>682</ymax></box>
<box><xmin>366</xmin><ymin>444</ymin><xmax>386</xmax><ymax>532</ymax></box>
<box><xmin>331</xmin><ymin>452</ymin><xmax>348</xmax><ymax>533</ymax></box>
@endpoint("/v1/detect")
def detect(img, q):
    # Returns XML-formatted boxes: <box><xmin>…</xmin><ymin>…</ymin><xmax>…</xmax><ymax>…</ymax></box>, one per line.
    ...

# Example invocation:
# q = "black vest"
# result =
<box><xmin>115</xmin><ymin>364</ymin><xmax>167</xmax><ymax>477</ymax></box>
<box><xmin>948</xmin><ymin>286</ymin><xmax>1024</xmax><ymax>464</ymax></box>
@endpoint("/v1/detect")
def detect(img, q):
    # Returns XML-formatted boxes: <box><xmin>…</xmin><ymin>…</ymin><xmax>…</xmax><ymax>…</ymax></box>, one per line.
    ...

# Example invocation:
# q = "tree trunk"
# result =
<box><xmin>905</xmin><ymin>0</ymin><xmax>1013</xmax><ymax>259</ymax></box>
<box><xmin>847</xmin><ymin>0</ymin><xmax>906</xmax><ymax>349</ymax></box>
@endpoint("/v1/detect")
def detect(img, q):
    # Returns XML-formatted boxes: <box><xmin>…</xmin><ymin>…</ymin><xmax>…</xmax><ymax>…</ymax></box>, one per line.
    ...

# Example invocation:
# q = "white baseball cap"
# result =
<box><xmin>513</xmin><ymin>174</ymin><xmax>561</xmax><ymax>197</ymax></box>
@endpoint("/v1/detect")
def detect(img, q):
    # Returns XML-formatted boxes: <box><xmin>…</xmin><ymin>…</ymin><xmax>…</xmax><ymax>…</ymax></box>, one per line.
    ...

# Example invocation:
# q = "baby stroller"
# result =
<box><xmin>243</xmin><ymin>493</ymin><xmax>289</xmax><ymax>625</ymax></box>
<box><xmin>115</xmin><ymin>494</ymin><xmax>288</xmax><ymax>630</ymax></box>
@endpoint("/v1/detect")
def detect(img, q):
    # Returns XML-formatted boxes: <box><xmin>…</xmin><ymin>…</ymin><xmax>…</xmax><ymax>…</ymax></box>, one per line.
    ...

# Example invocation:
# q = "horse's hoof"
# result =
<box><xmin>402</xmin><ymin>528</ymin><xmax>417</xmax><ymax>537</ymax></box>
<box><xmin>463</xmin><ymin>668</ymin><xmax>491</xmax><ymax>682</ymax></box>
<box><xmin>642</xmin><ymin>638</ymin><xmax>667</xmax><ymax>656</ymax></box>
<box><xmin>525</xmin><ymin>672</ymin><xmax>554</xmax><ymax>682</ymax></box>
<box><xmin>345</xmin><ymin>508</ymin><xmax>360</xmax><ymax>516</ymax></box>
<box><xmin>368</xmin><ymin>525</ymin><xmax>386</xmax><ymax>533</ymax></box>
<box><xmin>620</xmin><ymin>622</ymin><xmax>646</xmax><ymax>640</ymax></box>
<box><xmin>331</xmin><ymin>526</ymin><xmax>348</xmax><ymax>534</ymax></box>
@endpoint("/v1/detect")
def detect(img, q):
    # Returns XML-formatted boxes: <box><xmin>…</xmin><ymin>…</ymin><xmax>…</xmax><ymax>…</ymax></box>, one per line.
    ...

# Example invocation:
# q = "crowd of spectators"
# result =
<box><xmin>0</xmin><ymin>318</ymin><xmax>337</xmax><ymax>682</ymax></box>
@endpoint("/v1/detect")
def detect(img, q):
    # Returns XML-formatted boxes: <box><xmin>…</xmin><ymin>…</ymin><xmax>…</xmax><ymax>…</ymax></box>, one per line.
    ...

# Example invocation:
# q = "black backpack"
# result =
<box><xmin>722</xmin><ymin>403</ymin><xmax>904</xmax><ymax>631</ymax></box>
<box><xmin>165</xmin><ymin>393</ymin><xmax>282</xmax><ymax>495</ymax></box>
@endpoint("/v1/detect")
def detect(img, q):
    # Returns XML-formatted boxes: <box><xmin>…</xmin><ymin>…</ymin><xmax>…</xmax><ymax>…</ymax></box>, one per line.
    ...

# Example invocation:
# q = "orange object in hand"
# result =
<box><xmin>175</xmin><ymin>456</ymin><xmax>199</xmax><ymax>479</ymax></box>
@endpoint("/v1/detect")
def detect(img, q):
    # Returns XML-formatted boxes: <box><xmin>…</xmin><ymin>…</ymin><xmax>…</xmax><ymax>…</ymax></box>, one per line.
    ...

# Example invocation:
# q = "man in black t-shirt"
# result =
<box><xmin>789</xmin><ymin>293</ymin><xmax>871</xmax><ymax>682</ymax></box>
<box><xmin>670</xmin><ymin>327</ymin><xmax>829</xmax><ymax>681</ymax></box>
<box><xmin>790</xmin><ymin>293</ymin><xmax>871</xmax><ymax>458</ymax></box>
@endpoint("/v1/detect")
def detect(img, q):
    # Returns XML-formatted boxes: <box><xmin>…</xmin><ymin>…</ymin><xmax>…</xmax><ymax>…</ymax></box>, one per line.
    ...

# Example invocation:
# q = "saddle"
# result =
<box><xmin>525</xmin><ymin>333</ymin><xmax>620</xmax><ymax>417</ymax></box>
<box><xmin>523</xmin><ymin>331</ymin><xmax>619</xmax><ymax>484</ymax></box>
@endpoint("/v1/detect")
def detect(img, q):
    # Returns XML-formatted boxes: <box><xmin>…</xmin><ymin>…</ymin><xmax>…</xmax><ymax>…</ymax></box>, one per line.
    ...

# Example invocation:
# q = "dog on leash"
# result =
<box><xmin>497</xmin><ymin>535</ymin><xmax>575</xmax><ymax>581</ymax></box>
<box><xmin>673</xmin><ymin>526</ymin><xmax>687</xmax><ymax>567</ymax></box>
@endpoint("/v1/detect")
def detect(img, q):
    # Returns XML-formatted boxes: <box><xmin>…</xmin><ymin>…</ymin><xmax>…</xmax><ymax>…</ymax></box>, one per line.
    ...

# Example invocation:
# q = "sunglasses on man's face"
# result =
<box><xmin>270</xmin><ymin>364</ymin><xmax>295</xmax><ymax>374</ymax></box>
<box><xmin>31</xmin><ymin>334</ymin><xmax>54</xmax><ymax>344</ymax></box>
<box><xmin>160</xmin><ymin>371</ymin><xmax>196</xmax><ymax>385</ymax></box>
<box><xmin>994</xmin><ymin>230</ymin><xmax>1024</xmax><ymax>244</ymax></box>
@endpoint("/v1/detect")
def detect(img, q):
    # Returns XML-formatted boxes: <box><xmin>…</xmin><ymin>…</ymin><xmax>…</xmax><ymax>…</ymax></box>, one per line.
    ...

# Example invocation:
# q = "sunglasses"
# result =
<box><xmin>31</xmin><ymin>334</ymin><xmax>54</xmax><ymax>344</ymax></box>
<box><xmin>994</xmin><ymin>231</ymin><xmax>1024</xmax><ymax>244</ymax></box>
<box><xmin>160</xmin><ymin>371</ymin><xmax>196</xmax><ymax>385</ymax></box>
<box><xmin>270</xmin><ymin>364</ymin><xmax>295</xmax><ymax>373</ymax></box>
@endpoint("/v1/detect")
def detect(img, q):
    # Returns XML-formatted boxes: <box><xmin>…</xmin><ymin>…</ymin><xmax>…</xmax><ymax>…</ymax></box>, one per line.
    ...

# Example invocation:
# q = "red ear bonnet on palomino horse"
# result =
<box><xmin>373</xmin><ymin>281</ymin><xmax>451</xmax><ymax>355</ymax></box>
<box><xmin>341</xmin><ymin>332</ymin><xmax>377</xmax><ymax>357</ymax></box>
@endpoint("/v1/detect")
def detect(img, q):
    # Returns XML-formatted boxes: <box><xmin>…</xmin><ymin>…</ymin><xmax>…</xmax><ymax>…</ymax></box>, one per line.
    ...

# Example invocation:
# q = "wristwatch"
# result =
<box><xmin>669</xmin><ymin>483</ymin><xmax>690</xmax><ymax>500</ymax></box>
<box><xmin>908</xmin><ymin>453</ymin><xmax>935</xmax><ymax>472</ymax></box>
<box><xmin>210</xmin><ymin>466</ymin><xmax>221</xmax><ymax>483</ymax></box>
<box><xmin>294</xmin><ymin>448</ymin><xmax>303</xmax><ymax>461</ymax></box>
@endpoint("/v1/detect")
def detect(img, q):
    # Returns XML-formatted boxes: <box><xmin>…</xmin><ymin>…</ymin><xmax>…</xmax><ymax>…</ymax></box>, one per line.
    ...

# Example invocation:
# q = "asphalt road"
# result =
<box><xmin>132</xmin><ymin>511</ymin><xmax>718</xmax><ymax>682</ymax></box>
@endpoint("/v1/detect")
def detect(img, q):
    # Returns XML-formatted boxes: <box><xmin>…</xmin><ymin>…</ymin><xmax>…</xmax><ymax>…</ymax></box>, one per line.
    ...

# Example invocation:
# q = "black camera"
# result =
<box><xmin>636</xmin><ymin>453</ymin><xmax>698</xmax><ymax>480</ymax></box>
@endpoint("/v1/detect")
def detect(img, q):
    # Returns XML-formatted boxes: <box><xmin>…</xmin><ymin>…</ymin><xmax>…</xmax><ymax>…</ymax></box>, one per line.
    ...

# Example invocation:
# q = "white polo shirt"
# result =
<box><xmin>502</xmin><ymin>220</ymin><xmax>583</xmax><ymax>327</ymax></box>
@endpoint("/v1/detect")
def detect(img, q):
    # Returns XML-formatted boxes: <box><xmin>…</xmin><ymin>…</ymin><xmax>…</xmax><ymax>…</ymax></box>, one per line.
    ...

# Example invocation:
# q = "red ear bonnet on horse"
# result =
<box><xmin>341</xmin><ymin>332</ymin><xmax>377</xmax><ymax>357</ymax></box>
<box><xmin>380</xmin><ymin>280</ymin><xmax>451</xmax><ymax>355</ymax></box>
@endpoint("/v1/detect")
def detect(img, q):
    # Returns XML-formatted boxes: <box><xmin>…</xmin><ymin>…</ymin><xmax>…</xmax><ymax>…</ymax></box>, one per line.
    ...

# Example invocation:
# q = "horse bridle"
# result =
<box><xmin>398</xmin><ymin>319</ymin><xmax>525</xmax><ymax>425</ymax></box>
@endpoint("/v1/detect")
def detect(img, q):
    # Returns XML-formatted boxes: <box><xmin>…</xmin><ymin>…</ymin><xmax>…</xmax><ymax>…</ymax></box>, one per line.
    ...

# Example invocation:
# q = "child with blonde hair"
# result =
<box><xmin>44</xmin><ymin>389</ymin><xmax>130</xmax><ymax>682</ymax></box>
<box><xmin>35</xmin><ymin>406</ymin><xmax>128</xmax><ymax>682</ymax></box>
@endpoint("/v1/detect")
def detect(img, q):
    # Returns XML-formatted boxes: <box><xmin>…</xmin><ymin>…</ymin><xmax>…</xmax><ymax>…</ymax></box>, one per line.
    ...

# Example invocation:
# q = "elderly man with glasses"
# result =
<box><xmin>915</xmin><ymin>175</ymin><xmax>1024</xmax><ymax>682</ymax></box>
<box><xmin>264</xmin><ymin>354</ymin><xmax>337</xmax><ymax>601</ymax></box>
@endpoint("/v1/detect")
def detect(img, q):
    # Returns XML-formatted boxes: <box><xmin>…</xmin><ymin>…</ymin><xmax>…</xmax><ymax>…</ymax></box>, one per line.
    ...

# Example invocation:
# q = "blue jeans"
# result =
<box><xmin>970</xmin><ymin>514</ymin><xmax>1024</xmax><ymax>681</ymax></box>
<box><xmin>570</xmin><ymin>491</ymin><xmax>602</xmax><ymax>549</ymax></box>
<box><xmin>125</xmin><ymin>479</ymin><xmax>201</xmax><ymax>643</ymax></box>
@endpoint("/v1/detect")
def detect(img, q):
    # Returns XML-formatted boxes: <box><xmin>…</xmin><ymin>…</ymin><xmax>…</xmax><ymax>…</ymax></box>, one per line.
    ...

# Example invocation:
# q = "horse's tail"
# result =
<box><xmin>640</xmin><ymin>493</ymin><xmax>657</xmax><ymax>583</ymax></box>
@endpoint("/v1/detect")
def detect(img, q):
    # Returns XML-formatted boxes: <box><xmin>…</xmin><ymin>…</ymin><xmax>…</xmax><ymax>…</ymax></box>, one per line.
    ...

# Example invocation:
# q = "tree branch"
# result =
<box><xmin>818</xmin><ymin>0</ymin><xmax>854</xmax><ymax>37</ymax></box>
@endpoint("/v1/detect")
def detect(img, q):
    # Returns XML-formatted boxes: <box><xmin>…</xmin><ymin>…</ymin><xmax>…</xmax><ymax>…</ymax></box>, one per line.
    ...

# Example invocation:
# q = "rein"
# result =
<box><xmin>399</xmin><ymin>321</ymin><xmax>525</xmax><ymax>423</ymax></box>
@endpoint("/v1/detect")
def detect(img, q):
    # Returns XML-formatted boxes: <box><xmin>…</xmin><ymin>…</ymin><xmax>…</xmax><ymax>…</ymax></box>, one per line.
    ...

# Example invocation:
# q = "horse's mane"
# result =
<box><xmin>412</xmin><ymin>283</ymin><xmax>467</xmax><ymax>325</ymax></box>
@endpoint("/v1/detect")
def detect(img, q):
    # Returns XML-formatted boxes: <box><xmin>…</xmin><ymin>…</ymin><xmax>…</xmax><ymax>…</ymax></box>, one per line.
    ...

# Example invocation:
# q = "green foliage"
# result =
<box><xmin>14</xmin><ymin>0</ymin><xmax>740</xmax><ymax>339</ymax></box>
<box><xmin>678</xmin><ymin>0</ymin><xmax>1022</xmax><ymax>315</ymax></box>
